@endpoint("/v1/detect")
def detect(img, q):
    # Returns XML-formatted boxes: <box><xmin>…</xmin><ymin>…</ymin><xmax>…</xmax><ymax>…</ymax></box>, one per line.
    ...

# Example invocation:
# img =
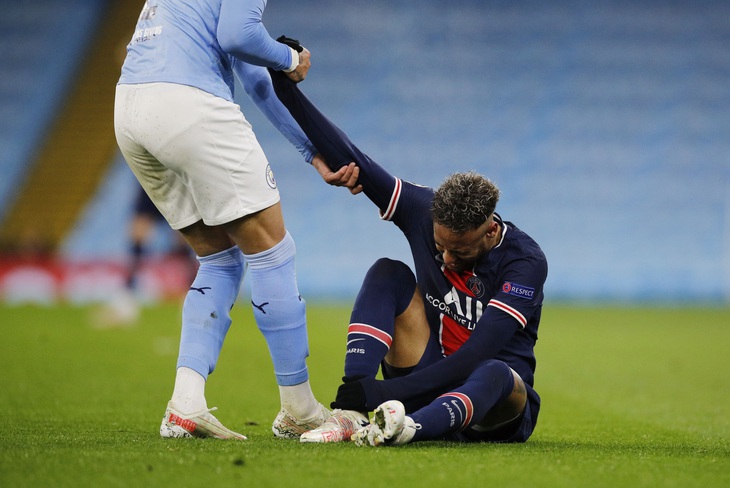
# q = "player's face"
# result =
<box><xmin>434</xmin><ymin>218</ymin><xmax>498</xmax><ymax>273</ymax></box>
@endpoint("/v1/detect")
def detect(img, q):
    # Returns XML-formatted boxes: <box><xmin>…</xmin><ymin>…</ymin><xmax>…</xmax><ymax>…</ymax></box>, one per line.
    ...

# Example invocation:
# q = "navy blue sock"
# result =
<box><xmin>410</xmin><ymin>360</ymin><xmax>515</xmax><ymax>441</ymax></box>
<box><xmin>343</xmin><ymin>258</ymin><xmax>416</xmax><ymax>379</ymax></box>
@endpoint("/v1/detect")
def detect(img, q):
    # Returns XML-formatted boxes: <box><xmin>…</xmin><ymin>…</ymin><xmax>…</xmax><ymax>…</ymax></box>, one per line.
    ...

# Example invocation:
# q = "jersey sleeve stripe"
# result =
<box><xmin>487</xmin><ymin>299</ymin><xmax>527</xmax><ymax>328</ymax></box>
<box><xmin>347</xmin><ymin>323</ymin><xmax>393</xmax><ymax>348</ymax></box>
<box><xmin>380</xmin><ymin>177</ymin><xmax>402</xmax><ymax>221</ymax></box>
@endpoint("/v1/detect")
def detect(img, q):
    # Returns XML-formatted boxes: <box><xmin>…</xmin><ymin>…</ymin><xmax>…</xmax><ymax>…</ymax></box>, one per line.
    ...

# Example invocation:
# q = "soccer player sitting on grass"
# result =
<box><xmin>268</xmin><ymin>61</ymin><xmax>548</xmax><ymax>446</ymax></box>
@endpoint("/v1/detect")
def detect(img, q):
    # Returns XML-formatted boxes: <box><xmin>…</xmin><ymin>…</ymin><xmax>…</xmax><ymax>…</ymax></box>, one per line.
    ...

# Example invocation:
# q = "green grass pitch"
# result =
<box><xmin>1</xmin><ymin>302</ymin><xmax>728</xmax><ymax>487</ymax></box>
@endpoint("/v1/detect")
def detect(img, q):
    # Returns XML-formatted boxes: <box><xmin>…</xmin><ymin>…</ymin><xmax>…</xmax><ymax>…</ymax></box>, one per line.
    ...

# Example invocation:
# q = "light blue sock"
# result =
<box><xmin>177</xmin><ymin>246</ymin><xmax>244</xmax><ymax>380</ymax></box>
<box><xmin>244</xmin><ymin>231</ymin><xmax>309</xmax><ymax>386</ymax></box>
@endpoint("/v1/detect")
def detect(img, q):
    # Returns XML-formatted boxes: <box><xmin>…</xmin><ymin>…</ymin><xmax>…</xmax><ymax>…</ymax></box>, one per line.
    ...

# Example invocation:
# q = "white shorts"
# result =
<box><xmin>114</xmin><ymin>82</ymin><xmax>280</xmax><ymax>230</ymax></box>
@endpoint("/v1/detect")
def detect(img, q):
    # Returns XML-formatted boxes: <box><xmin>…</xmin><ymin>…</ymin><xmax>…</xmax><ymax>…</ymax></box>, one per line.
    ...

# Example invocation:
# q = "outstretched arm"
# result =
<box><xmin>269</xmin><ymin>69</ymin><xmax>397</xmax><ymax>211</ymax></box>
<box><xmin>232</xmin><ymin>60</ymin><xmax>317</xmax><ymax>163</ymax></box>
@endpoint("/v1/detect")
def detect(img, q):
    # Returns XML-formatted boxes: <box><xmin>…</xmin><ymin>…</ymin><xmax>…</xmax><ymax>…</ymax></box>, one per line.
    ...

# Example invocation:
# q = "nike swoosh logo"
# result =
<box><xmin>451</xmin><ymin>400</ymin><xmax>465</xmax><ymax>419</ymax></box>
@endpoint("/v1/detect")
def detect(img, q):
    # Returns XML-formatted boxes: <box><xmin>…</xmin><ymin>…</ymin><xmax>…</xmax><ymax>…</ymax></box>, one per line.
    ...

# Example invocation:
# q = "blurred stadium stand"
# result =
<box><xmin>0</xmin><ymin>0</ymin><xmax>139</xmax><ymax>253</ymax></box>
<box><xmin>1</xmin><ymin>0</ymin><xmax>728</xmax><ymax>303</ymax></box>
<box><xmin>0</xmin><ymin>0</ymin><xmax>106</xmax><ymax>226</ymax></box>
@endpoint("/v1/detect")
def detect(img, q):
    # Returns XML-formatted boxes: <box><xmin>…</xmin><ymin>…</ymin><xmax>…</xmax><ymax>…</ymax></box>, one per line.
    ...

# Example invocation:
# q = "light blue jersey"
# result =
<box><xmin>119</xmin><ymin>0</ymin><xmax>314</xmax><ymax>161</ymax></box>
<box><xmin>119</xmin><ymin>0</ymin><xmax>293</xmax><ymax>102</ymax></box>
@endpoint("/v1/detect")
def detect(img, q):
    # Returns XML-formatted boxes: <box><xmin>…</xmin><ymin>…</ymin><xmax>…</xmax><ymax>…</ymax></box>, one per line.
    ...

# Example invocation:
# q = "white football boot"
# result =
<box><xmin>352</xmin><ymin>400</ymin><xmax>418</xmax><ymax>446</ymax></box>
<box><xmin>272</xmin><ymin>403</ymin><xmax>331</xmax><ymax>439</ymax></box>
<box><xmin>160</xmin><ymin>401</ymin><xmax>247</xmax><ymax>440</ymax></box>
<box><xmin>300</xmin><ymin>409</ymin><xmax>369</xmax><ymax>443</ymax></box>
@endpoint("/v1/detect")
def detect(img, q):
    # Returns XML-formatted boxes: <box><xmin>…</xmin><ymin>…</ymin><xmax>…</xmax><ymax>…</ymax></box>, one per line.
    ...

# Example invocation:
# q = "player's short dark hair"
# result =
<box><xmin>431</xmin><ymin>171</ymin><xmax>500</xmax><ymax>233</ymax></box>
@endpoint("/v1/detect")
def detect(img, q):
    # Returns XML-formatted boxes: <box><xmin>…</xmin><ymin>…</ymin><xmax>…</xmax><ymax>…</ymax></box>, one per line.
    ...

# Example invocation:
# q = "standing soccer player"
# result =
<box><xmin>114</xmin><ymin>1</ymin><xmax>329</xmax><ymax>440</ymax></box>
<box><xmin>269</xmin><ymin>69</ymin><xmax>548</xmax><ymax>446</ymax></box>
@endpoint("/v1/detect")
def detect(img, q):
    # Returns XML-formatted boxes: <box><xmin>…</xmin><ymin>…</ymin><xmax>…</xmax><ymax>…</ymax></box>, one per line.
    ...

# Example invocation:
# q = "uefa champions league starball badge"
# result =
<box><xmin>265</xmin><ymin>164</ymin><xmax>277</xmax><ymax>189</ymax></box>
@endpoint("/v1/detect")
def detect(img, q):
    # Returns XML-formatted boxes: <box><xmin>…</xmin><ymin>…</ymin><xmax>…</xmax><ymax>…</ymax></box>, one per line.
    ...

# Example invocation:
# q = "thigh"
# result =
<box><xmin>385</xmin><ymin>288</ymin><xmax>432</xmax><ymax>368</ymax></box>
<box><xmin>116</xmin><ymin>83</ymin><xmax>281</xmax><ymax>229</ymax></box>
<box><xmin>155</xmin><ymin>84</ymin><xmax>280</xmax><ymax>227</ymax></box>
<box><xmin>115</xmin><ymin>84</ymin><xmax>201</xmax><ymax>230</ymax></box>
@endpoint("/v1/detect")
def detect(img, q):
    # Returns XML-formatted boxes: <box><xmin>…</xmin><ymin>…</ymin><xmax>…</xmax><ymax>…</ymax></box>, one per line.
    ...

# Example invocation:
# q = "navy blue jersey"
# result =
<box><xmin>386</xmin><ymin>178</ymin><xmax>546</xmax><ymax>386</ymax></box>
<box><xmin>271</xmin><ymin>71</ymin><xmax>547</xmax><ymax>405</ymax></box>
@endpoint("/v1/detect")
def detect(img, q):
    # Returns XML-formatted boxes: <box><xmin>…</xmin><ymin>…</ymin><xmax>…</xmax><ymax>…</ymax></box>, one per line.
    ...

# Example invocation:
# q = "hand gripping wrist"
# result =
<box><xmin>276</xmin><ymin>35</ymin><xmax>304</xmax><ymax>73</ymax></box>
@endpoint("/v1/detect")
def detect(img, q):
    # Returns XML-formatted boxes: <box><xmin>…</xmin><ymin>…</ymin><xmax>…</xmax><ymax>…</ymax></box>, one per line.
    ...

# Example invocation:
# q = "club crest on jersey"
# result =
<box><xmin>265</xmin><ymin>164</ymin><xmax>277</xmax><ymax>189</ymax></box>
<box><xmin>502</xmin><ymin>281</ymin><xmax>535</xmax><ymax>299</ymax></box>
<box><xmin>466</xmin><ymin>276</ymin><xmax>485</xmax><ymax>298</ymax></box>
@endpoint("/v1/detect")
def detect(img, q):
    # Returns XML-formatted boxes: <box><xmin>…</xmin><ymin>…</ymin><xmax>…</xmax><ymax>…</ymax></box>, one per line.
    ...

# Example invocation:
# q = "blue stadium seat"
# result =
<box><xmin>0</xmin><ymin>0</ymin><xmax>106</xmax><ymax>223</ymax></box>
<box><xmin>55</xmin><ymin>1</ymin><xmax>730</xmax><ymax>301</ymax></box>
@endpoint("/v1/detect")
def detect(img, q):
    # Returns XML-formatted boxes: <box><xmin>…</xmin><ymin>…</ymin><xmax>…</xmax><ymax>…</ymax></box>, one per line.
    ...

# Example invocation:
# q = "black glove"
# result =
<box><xmin>276</xmin><ymin>35</ymin><xmax>303</xmax><ymax>53</ymax></box>
<box><xmin>330</xmin><ymin>376</ymin><xmax>367</xmax><ymax>411</ymax></box>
